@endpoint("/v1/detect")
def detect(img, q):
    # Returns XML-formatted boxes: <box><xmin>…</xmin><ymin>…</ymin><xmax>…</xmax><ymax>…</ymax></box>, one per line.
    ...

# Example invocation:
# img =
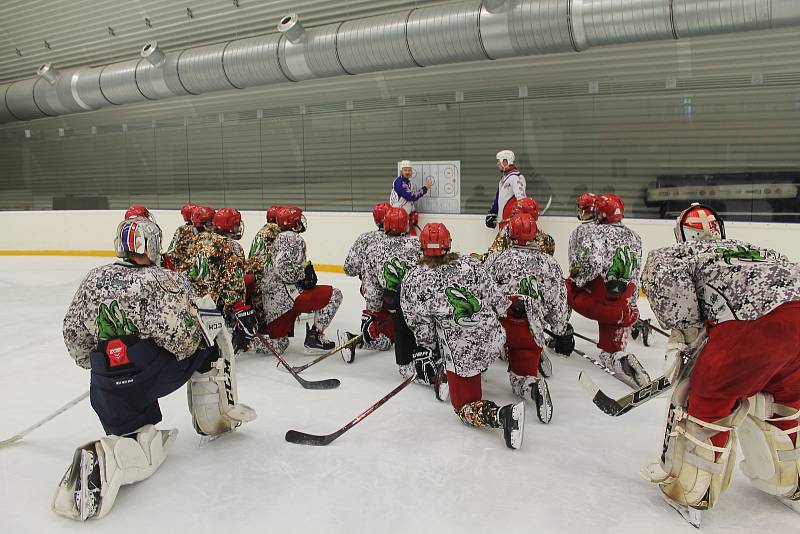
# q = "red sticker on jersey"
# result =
<box><xmin>105</xmin><ymin>339</ymin><xmax>130</xmax><ymax>367</ymax></box>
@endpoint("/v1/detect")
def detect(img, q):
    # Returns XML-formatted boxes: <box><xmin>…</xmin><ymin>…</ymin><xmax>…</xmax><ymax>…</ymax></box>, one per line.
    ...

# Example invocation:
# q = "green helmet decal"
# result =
<box><xmin>518</xmin><ymin>275</ymin><xmax>544</xmax><ymax>302</ymax></box>
<box><xmin>606</xmin><ymin>245</ymin><xmax>638</xmax><ymax>282</ymax></box>
<box><xmin>188</xmin><ymin>250</ymin><xmax>210</xmax><ymax>282</ymax></box>
<box><xmin>97</xmin><ymin>300</ymin><xmax>140</xmax><ymax>340</ymax></box>
<box><xmin>383</xmin><ymin>257</ymin><xmax>410</xmax><ymax>292</ymax></box>
<box><xmin>714</xmin><ymin>245</ymin><xmax>768</xmax><ymax>265</ymax></box>
<box><xmin>445</xmin><ymin>285</ymin><xmax>482</xmax><ymax>327</ymax></box>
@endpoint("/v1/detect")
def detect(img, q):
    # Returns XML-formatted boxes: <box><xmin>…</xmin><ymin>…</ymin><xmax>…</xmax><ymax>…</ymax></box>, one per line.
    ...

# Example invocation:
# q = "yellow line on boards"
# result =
<box><xmin>0</xmin><ymin>250</ymin><xmax>347</xmax><ymax>273</ymax></box>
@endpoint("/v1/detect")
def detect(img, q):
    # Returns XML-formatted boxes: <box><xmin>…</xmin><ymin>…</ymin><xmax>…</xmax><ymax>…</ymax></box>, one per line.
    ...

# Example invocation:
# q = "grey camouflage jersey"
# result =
<box><xmin>484</xmin><ymin>245</ymin><xmax>570</xmax><ymax>347</ymax></box>
<box><xmin>568</xmin><ymin>222</ymin><xmax>642</xmax><ymax>294</ymax></box>
<box><xmin>261</xmin><ymin>231</ymin><xmax>307</xmax><ymax>325</ymax></box>
<box><xmin>344</xmin><ymin>229</ymin><xmax>387</xmax><ymax>278</ymax></box>
<box><xmin>642</xmin><ymin>239</ymin><xmax>800</xmax><ymax>330</ymax></box>
<box><xmin>401</xmin><ymin>255</ymin><xmax>508</xmax><ymax>378</ymax></box>
<box><xmin>63</xmin><ymin>262</ymin><xmax>202</xmax><ymax>369</ymax></box>
<box><xmin>362</xmin><ymin>235</ymin><xmax>421</xmax><ymax>311</ymax></box>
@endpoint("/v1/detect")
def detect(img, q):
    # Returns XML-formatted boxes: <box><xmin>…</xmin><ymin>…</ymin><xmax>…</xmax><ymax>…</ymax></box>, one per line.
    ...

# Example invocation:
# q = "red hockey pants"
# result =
<box><xmin>567</xmin><ymin>277</ymin><xmax>638</xmax><ymax>353</ymax></box>
<box><xmin>267</xmin><ymin>285</ymin><xmax>334</xmax><ymax>338</ymax></box>
<box><xmin>690</xmin><ymin>302</ymin><xmax>800</xmax><ymax>447</ymax></box>
<box><xmin>447</xmin><ymin>372</ymin><xmax>483</xmax><ymax>411</ymax></box>
<box><xmin>499</xmin><ymin>315</ymin><xmax>542</xmax><ymax>378</ymax></box>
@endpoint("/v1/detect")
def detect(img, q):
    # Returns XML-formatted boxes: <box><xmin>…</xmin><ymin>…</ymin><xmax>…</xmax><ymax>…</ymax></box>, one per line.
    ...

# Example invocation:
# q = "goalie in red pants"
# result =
<box><xmin>485</xmin><ymin>213</ymin><xmax>574</xmax><ymax>423</ymax></box>
<box><xmin>641</xmin><ymin>203</ymin><xmax>800</xmax><ymax>526</ymax></box>
<box><xmin>566</xmin><ymin>193</ymin><xmax>649</xmax><ymax>388</ymax></box>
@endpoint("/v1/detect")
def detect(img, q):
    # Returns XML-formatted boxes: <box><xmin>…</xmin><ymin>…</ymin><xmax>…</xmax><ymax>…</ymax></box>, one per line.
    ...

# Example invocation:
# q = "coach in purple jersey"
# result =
<box><xmin>389</xmin><ymin>160</ymin><xmax>433</xmax><ymax>235</ymax></box>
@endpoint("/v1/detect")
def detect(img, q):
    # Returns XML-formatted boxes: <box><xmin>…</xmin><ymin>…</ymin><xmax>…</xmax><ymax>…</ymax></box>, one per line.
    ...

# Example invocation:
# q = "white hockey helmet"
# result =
<box><xmin>399</xmin><ymin>160</ymin><xmax>413</xmax><ymax>169</ymax></box>
<box><xmin>496</xmin><ymin>150</ymin><xmax>515</xmax><ymax>165</ymax></box>
<box><xmin>674</xmin><ymin>203</ymin><xmax>725</xmax><ymax>243</ymax></box>
<box><xmin>114</xmin><ymin>218</ymin><xmax>163</xmax><ymax>265</ymax></box>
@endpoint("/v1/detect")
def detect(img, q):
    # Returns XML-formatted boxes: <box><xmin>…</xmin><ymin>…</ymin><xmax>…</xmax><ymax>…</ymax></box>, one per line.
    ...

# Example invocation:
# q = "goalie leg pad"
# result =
<box><xmin>188</xmin><ymin>328</ymin><xmax>256</xmax><ymax>436</ymax></box>
<box><xmin>52</xmin><ymin>425</ymin><xmax>176</xmax><ymax>521</ymax></box>
<box><xmin>647</xmin><ymin>399</ymin><xmax>750</xmax><ymax>510</ymax></box>
<box><xmin>738</xmin><ymin>392</ymin><xmax>800</xmax><ymax>498</ymax></box>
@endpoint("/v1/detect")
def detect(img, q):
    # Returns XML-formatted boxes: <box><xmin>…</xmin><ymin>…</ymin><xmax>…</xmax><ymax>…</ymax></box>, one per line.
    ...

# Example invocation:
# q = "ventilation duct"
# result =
<box><xmin>2</xmin><ymin>0</ymin><xmax>799</xmax><ymax>123</ymax></box>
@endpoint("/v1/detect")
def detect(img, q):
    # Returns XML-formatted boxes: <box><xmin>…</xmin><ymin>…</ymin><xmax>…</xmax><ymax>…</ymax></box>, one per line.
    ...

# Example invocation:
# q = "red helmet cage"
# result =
<box><xmin>213</xmin><ymin>208</ymin><xmax>242</xmax><ymax>233</ymax></box>
<box><xmin>180</xmin><ymin>203</ymin><xmax>196</xmax><ymax>223</ymax></box>
<box><xmin>383</xmin><ymin>207</ymin><xmax>409</xmax><ymax>235</ymax></box>
<box><xmin>191</xmin><ymin>206</ymin><xmax>215</xmax><ymax>229</ymax></box>
<box><xmin>595</xmin><ymin>194</ymin><xmax>624</xmax><ymax>224</ymax></box>
<box><xmin>372</xmin><ymin>202</ymin><xmax>391</xmax><ymax>227</ymax></box>
<box><xmin>266</xmin><ymin>205</ymin><xmax>282</xmax><ymax>224</ymax></box>
<box><xmin>277</xmin><ymin>206</ymin><xmax>303</xmax><ymax>231</ymax></box>
<box><xmin>125</xmin><ymin>205</ymin><xmax>150</xmax><ymax>220</ymax></box>
<box><xmin>675</xmin><ymin>203</ymin><xmax>726</xmax><ymax>242</ymax></box>
<box><xmin>511</xmin><ymin>197</ymin><xmax>540</xmax><ymax>220</ymax></box>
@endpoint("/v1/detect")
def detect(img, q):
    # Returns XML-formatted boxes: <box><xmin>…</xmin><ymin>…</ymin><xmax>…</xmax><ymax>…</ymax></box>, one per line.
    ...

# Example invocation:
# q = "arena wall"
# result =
<box><xmin>0</xmin><ymin>211</ymin><xmax>798</xmax><ymax>269</ymax></box>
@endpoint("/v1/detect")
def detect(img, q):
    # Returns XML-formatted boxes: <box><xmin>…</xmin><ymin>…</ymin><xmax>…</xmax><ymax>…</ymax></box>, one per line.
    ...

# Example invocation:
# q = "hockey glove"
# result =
<box><xmin>161</xmin><ymin>253</ymin><xmax>176</xmax><ymax>271</ymax></box>
<box><xmin>232</xmin><ymin>302</ymin><xmax>256</xmax><ymax>353</ymax></box>
<box><xmin>413</xmin><ymin>347</ymin><xmax>442</xmax><ymax>386</ymax></box>
<box><xmin>297</xmin><ymin>261</ymin><xmax>318</xmax><ymax>290</ymax></box>
<box><xmin>485</xmin><ymin>212</ymin><xmax>497</xmax><ymax>229</ymax></box>
<box><xmin>552</xmin><ymin>323</ymin><xmax>575</xmax><ymax>356</ymax></box>
<box><xmin>361</xmin><ymin>310</ymin><xmax>381</xmax><ymax>346</ymax></box>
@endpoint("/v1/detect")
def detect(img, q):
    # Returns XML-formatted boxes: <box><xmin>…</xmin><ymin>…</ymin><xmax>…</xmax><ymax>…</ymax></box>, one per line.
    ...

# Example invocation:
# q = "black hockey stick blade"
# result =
<box><xmin>579</xmin><ymin>371</ymin><xmax>672</xmax><ymax>416</ymax></box>
<box><xmin>285</xmin><ymin>374</ymin><xmax>415</xmax><ymax>446</ymax></box>
<box><xmin>340</xmin><ymin>331</ymin><xmax>360</xmax><ymax>364</ymax></box>
<box><xmin>256</xmin><ymin>333</ymin><xmax>340</xmax><ymax>390</ymax></box>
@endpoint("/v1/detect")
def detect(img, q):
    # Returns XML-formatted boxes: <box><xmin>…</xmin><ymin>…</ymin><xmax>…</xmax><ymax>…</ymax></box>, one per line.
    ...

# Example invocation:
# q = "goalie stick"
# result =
<box><xmin>0</xmin><ymin>391</ymin><xmax>89</xmax><ymax>448</ymax></box>
<box><xmin>255</xmin><ymin>332</ymin><xmax>341</xmax><ymax>390</ymax></box>
<box><xmin>285</xmin><ymin>374</ymin><xmax>415</xmax><ymax>446</ymax></box>
<box><xmin>579</xmin><ymin>348</ymin><xmax>699</xmax><ymax>416</ymax></box>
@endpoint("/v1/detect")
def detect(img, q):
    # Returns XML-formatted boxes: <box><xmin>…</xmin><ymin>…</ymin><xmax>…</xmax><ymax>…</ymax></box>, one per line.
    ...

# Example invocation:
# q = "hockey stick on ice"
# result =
<box><xmin>255</xmin><ymin>332</ymin><xmax>341</xmax><ymax>390</ymax></box>
<box><xmin>285</xmin><ymin>374</ymin><xmax>415</xmax><ymax>446</ymax></box>
<box><xmin>544</xmin><ymin>329</ymin><xmax>617</xmax><ymax>378</ymax></box>
<box><xmin>0</xmin><ymin>391</ymin><xmax>89</xmax><ymax>448</ymax></box>
<box><xmin>288</xmin><ymin>333</ymin><xmax>362</xmax><ymax>373</ymax></box>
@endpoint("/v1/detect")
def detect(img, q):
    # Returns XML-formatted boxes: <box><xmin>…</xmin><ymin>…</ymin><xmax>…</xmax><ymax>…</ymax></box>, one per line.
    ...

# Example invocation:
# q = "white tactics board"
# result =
<box><xmin>398</xmin><ymin>160</ymin><xmax>461</xmax><ymax>214</ymax></box>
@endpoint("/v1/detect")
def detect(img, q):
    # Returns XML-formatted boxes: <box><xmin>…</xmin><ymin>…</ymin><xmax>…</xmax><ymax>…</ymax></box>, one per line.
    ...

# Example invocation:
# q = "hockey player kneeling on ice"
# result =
<box><xmin>185</xmin><ymin>207</ymin><xmax>257</xmax><ymax>353</ymax></box>
<box><xmin>343</xmin><ymin>202</ymin><xmax>392</xmax><ymax>351</ymax></box>
<box><xmin>486</xmin><ymin>196</ymin><xmax>556</xmax><ymax>257</ymax></box>
<box><xmin>401</xmin><ymin>223</ymin><xmax>525</xmax><ymax>449</ymax></box>
<box><xmin>56</xmin><ymin>218</ymin><xmax>255</xmax><ymax>521</ymax></box>
<box><xmin>245</xmin><ymin>205</ymin><xmax>282</xmax><ymax>333</ymax></box>
<box><xmin>166</xmin><ymin>203</ymin><xmax>198</xmax><ymax>272</ymax></box>
<box><xmin>484</xmin><ymin>213</ymin><xmax>574</xmax><ymax>424</ymax></box>
<box><xmin>362</xmin><ymin>208</ymin><xmax>422</xmax><ymax>369</ymax></box>
<box><xmin>261</xmin><ymin>206</ymin><xmax>343</xmax><ymax>355</ymax></box>
<box><xmin>566</xmin><ymin>194</ymin><xmax>650</xmax><ymax>388</ymax></box>
<box><xmin>640</xmin><ymin>203</ymin><xmax>800</xmax><ymax>525</ymax></box>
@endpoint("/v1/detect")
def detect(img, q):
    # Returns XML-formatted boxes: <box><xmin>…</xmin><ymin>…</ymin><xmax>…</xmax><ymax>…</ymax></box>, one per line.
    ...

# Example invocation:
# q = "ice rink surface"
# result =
<box><xmin>0</xmin><ymin>256</ymin><xmax>796</xmax><ymax>533</ymax></box>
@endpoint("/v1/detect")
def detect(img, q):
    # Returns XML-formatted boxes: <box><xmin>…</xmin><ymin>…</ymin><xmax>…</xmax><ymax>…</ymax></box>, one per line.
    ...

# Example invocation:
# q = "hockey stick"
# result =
<box><xmin>544</xmin><ymin>329</ymin><xmax>616</xmax><ymax>378</ymax></box>
<box><xmin>0</xmin><ymin>391</ymin><xmax>89</xmax><ymax>448</ymax></box>
<box><xmin>539</xmin><ymin>195</ymin><xmax>553</xmax><ymax>216</ymax></box>
<box><xmin>255</xmin><ymin>333</ymin><xmax>340</xmax><ymax>390</ymax></box>
<box><xmin>578</xmin><ymin>347</ymin><xmax>700</xmax><ymax>416</ymax></box>
<box><xmin>285</xmin><ymin>374</ymin><xmax>415</xmax><ymax>446</ymax></box>
<box><xmin>288</xmin><ymin>333</ymin><xmax>362</xmax><ymax>373</ymax></box>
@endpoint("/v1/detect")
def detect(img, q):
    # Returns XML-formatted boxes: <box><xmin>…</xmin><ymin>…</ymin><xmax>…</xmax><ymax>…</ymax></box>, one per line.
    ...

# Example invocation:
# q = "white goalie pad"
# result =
<box><xmin>188</xmin><ymin>323</ymin><xmax>257</xmax><ymax>436</ymax></box>
<box><xmin>642</xmin><ymin>391</ymin><xmax>750</xmax><ymax>510</ymax></box>
<box><xmin>52</xmin><ymin>425</ymin><xmax>176</xmax><ymax>521</ymax></box>
<box><xmin>738</xmin><ymin>392</ymin><xmax>800</xmax><ymax>499</ymax></box>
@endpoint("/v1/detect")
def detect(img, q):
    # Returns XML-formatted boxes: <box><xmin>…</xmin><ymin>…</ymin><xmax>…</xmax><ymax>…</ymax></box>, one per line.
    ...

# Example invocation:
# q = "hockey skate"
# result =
<box><xmin>531</xmin><ymin>377</ymin><xmax>553</xmax><ymax>424</ymax></box>
<box><xmin>600</xmin><ymin>351</ymin><xmax>651</xmax><ymax>388</ymax></box>
<box><xmin>539</xmin><ymin>352</ymin><xmax>553</xmax><ymax>378</ymax></box>
<box><xmin>662</xmin><ymin>491</ymin><xmax>703</xmax><ymax>528</ymax></box>
<box><xmin>75</xmin><ymin>447</ymin><xmax>102</xmax><ymax>521</ymax></box>
<box><xmin>304</xmin><ymin>323</ymin><xmax>335</xmax><ymax>355</ymax></box>
<box><xmin>498</xmin><ymin>402</ymin><xmax>526</xmax><ymax>450</ymax></box>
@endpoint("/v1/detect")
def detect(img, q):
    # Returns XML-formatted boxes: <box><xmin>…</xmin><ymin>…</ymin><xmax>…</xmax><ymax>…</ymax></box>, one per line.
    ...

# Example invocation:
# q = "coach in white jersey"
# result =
<box><xmin>486</xmin><ymin>150</ymin><xmax>527</xmax><ymax>252</ymax></box>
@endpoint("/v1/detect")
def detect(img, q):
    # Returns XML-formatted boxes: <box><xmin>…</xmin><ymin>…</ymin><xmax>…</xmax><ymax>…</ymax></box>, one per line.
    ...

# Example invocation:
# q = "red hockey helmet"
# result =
<box><xmin>509</xmin><ymin>213</ymin><xmax>538</xmax><ymax>246</ymax></box>
<box><xmin>266</xmin><ymin>205</ymin><xmax>282</xmax><ymax>224</ymax></box>
<box><xmin>125</xmin><ymin>205</ymin><xmax>151</xmax><ymax>220</ymax></box>
<box><xmin>577</xmin><ymin>192</ymin><xmax>597</xmax><ymax>221</ymax></box>
<box><xmin>674</xmin><ymin>203</ymin><xmax>725</xmax><ymax>243</ymax></box>
<box><xmin>511</xmin><ymin>197</ymin><xmax>540</xmax><ymax>220</ymax></box>
<box><xmin>277</xmin><ymin>206</ymin><xmax>305</xmax><ymax>232</ymax></box>
<box><xmin>214</xmin><ymin>208</ymin><xmax>244</xmax><ymax>239</ymax></box>
<box><xmin>420</xmin><ymin>223</ymin><xmax>452</xmax><ymax>257</ymax></box>
<box><xmin>191</xmin><ymin>206</ymin><xmax>215</xmax><ymax>230</ymax></box>
<box><xmin>383</xmin><ymin>207</ymin><xmax>409</xmax><ymax>235</ymax></box>
<box><xmin>180</xmin><ymin>203</ymin><xmax>196</xmax><ymax>223</ymax></box>
<box><xmin>595</xmin><ymin>194</ymin><xmax>624</xmax><ymax>224</ymax></box>
<box><xmin>373</xmin><ymin>202</ymin><xmax>391</xmax><ymax>227</ymax></box>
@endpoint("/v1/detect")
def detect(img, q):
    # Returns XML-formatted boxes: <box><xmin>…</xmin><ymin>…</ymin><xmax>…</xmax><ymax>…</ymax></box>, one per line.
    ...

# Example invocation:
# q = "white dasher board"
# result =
<box><xmin>397</xmin><ymin>160</ymin><xmax>461</xmax><ymax>214</ymax></box>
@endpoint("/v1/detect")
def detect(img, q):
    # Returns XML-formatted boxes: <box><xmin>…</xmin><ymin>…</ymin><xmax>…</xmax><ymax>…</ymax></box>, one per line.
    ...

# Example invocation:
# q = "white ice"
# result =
<box><xmin>0</xmin><ymin>256</ymin><xmax>796</xmax><ymax>533</ymax></box>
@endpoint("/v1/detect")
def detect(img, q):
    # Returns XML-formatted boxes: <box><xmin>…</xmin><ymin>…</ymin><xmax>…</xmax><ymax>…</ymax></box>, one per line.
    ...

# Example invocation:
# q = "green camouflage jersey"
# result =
<box><xmin>185</xmin><ymin>231</ymin><xmax>246</xmax><ymax>310</ymax></box>
<box><xmin>167</xmin><ymin>223</ymin><xmax>198</xmax><ymax>272</ymax></box>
